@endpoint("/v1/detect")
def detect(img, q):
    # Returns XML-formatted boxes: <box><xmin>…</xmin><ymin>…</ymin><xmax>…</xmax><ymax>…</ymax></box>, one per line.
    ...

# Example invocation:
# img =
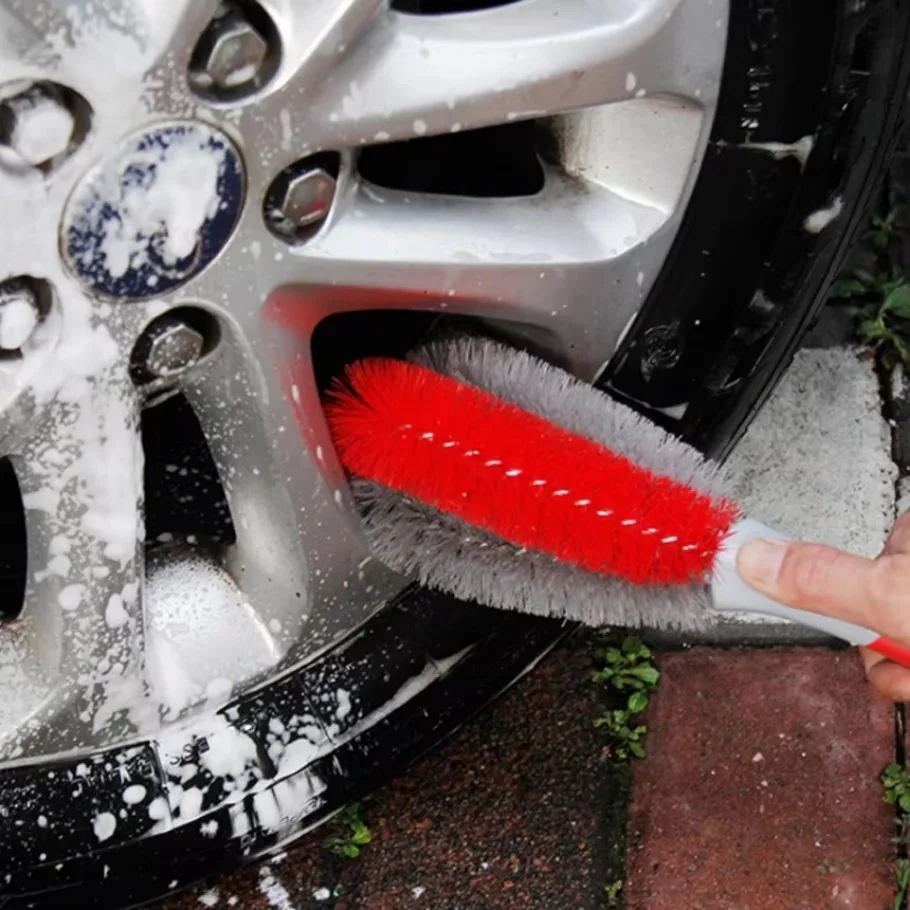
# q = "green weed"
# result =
<box><xmin>324</xmin><ymin>803</ymin><xmax>373</xmax><ymax>859</ymax></box>
<box><xmin>592</xmin><ymin>636</ymin><xmax>660</xmax><ymax>762</ymax></box>
<box><xmin>829</xmin><ymin>205</ymin><xmax>910</xmax><ymax>367</ymax></box>
<box><xmin>592</xmin><ymin>637</ymin><xmax>660</xmax><ymax>694</ymax></box>
<box><xmin>594</xmin><ymin>710</ymin><xmax>648</xmax><ymax>760</ymax></box>
<box><xmin>882</xmin><ymin>763</ymin><xmax>910</xmax><ymax>909</ymax></box>
<box><xmin>883</xmin><ymin>763</ymin><xmax>910</xmax><ymax>813</ymax></box>
<box><xmin>831</xmin><ymin>266</ymin><xmax>910</xmax><ymax>365</ymax></box>
<box><xmin>895</xmin><ymin>859</ymin><xmax>910</xmax><ymax>910</ymax></box>
<box><xmin>865</xmin><ymin>206</ymin><xmax>903</xmax><ymax>254</ymax></box>
<box><xmin>603</xmin><ymin>879</ymin><xmax>624</xmax><ymax>908</ymax></box>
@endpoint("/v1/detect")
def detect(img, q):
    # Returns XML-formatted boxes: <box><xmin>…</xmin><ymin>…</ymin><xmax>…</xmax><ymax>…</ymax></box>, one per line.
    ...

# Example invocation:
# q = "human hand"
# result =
<box><xmin>737</xmin><ymin>511</ymin><xmax>910</xmax><ymax>701</ymax></box>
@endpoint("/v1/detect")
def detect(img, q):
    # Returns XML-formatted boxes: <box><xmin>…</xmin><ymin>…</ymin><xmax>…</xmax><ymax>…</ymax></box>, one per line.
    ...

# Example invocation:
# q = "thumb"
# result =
<box><xmin>736</xmin><ymin>538</ymin><xmax>910</xmax><ymax>640</ymax></box>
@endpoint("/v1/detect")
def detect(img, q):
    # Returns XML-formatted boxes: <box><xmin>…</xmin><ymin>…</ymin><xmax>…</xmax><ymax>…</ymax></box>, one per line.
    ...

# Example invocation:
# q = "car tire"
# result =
<box><xmin>2</xmin><ymin>0</ymin><xmax>909</xmax><ymax>908</ymax></box>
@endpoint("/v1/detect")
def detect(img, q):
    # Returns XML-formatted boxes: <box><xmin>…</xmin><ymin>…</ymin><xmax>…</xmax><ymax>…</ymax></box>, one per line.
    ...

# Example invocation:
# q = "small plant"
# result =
<box><xmin>594</xmin><ymin>709</ymin><xmax>648</xmax><ymax>760</ymax></box>
<box><xmin>592</xmin><ymin>636</ymin><xmax>660</xmax><ymax>762</ymax></box>
<box><xmin>882</xmin><ymin>763</ymin><xmax>910</xmax><ymax>909</ymax></box>
<box><xmin>830</xmin><ymin>265</ymin><xmax>906</xmax><ymax>301</ymax></box>
<box><xmin>883</xmin><ymin>762</ymin><xmax>910</xmax><ymax>813</ymax></box>
<box><xmin>831</xmin><ymin>266</ymin><xmax>910</xmax><ymax>365</ymax></box>
<box><xmin>603</xmin><ymin>879</ymin><xmax>624</xmax><ymax>908</ymax></box>
<box><xmin>592</xmin><ymin>637</ymin><xmax>660</xmax><ymax>695</ymax></box>
<box><xmin>895</xmin><ymin>859</ymin><xmax>910</xmax><ymax>910</ymax></box>
<box><xmin>829</xmin><ymin>205</ymin><xmax>910</xmax><ymax>367</ymax></box>
<box><xmin>865</xmin><ymin>205</ymin><xmax>903</xmax><ymax>254</ymax></box>
<box><xmin>324</xmin><ymin>803</ymin><xmax>373</xmax><ymax>859</ymax></box>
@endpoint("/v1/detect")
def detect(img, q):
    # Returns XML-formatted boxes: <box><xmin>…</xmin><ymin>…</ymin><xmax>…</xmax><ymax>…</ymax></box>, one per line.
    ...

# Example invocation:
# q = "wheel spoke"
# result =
<box><xmin>326</xmin><ymin>172</ymin><xmax>664</xmax><ymax>264</ymax></box>
<box><xmin>185</xmin><ymin>161</ymin><xmax>679</xmax><ymax>378</ymax></box>
<box><xmin>177</xmin><ymin>312</ymin><xmax>408</xmax><ymax>667</ymax></box>
<box><xmin>262</xmin><ymin>0</ymin><xmax>384</xmax><ymax>99</ymax></box>
<box><xmin>283</xmin><ymin>172</ymin><xmax>666</xmax><ymax>377</ymax></box>
<box><xmin>256</xmin><ymin>0</ymin><xmax>718</xmax><ymax>151</ymax></box>
<box><xmin>1</xmin><ymin>366</ymin><xmax>146</xmax><ymax>758</ymax></box>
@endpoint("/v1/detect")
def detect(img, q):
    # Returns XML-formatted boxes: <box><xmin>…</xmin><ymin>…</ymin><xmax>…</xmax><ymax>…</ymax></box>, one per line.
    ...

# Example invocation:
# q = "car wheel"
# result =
<box><xmin>0</xmin><ymin>0</ymin><xmax>907</xmax><ymax>907</ymax></box>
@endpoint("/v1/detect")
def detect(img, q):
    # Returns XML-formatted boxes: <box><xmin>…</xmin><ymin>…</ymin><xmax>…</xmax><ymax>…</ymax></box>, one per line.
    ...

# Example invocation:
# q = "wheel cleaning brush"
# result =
<box><xmin>325</xmin><ymin>335</ymin><xmax>910</xmax><ymax>668</ymax></box>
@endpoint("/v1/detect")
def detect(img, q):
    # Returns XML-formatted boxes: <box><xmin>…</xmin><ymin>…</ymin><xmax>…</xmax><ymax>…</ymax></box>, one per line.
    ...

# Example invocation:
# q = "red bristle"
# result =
<box><xmin>326</xmin><ymin>358</ymin><xmax>741</xmax><ymax>586</ymax></box>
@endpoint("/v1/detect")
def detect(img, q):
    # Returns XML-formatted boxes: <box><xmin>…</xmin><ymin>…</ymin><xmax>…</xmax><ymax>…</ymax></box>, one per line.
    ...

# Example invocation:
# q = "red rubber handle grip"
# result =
<box><xmin>866</xmin><ymin>636</ymin><xmax>910</xmax><ymax>669</ymax></box>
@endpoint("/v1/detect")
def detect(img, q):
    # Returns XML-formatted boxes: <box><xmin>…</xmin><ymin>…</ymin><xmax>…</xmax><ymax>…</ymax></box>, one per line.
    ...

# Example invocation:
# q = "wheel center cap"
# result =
<box><xmin>63</xmin><ymin>122</ymin><xmax>245</xmax><ymax>300</ymax></box>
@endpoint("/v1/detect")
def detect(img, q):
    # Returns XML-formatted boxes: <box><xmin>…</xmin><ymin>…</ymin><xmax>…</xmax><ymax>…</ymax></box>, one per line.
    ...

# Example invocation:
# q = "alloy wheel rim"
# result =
<box><xmin>0</xmin><ymin>0</ymin><xmax>727</xmax><ymax>764</ymax></box>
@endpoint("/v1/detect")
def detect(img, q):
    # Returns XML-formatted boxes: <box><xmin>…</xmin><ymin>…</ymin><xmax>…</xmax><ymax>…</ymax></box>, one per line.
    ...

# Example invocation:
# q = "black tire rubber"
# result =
<box><xmin>600</xmin><ymin>0</ymin><xmax>910</xmax><ymax>460</ymax></box>
<box><xmin>3</xmin><ymin>0</ymin><xmax>909</xmax><ymax>906</ymax></box>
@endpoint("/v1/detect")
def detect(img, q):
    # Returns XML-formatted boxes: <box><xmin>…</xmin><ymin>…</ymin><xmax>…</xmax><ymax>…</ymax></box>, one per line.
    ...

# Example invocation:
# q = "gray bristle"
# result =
<box><xmin>353</xmin><ymin>480</ymin><xmax>711</xmax><ymax>631</ymax></box>
<box><xmin>349</xmin><ymin>336</ymin><xmax>726</xmax><ymax>630</ymax></box>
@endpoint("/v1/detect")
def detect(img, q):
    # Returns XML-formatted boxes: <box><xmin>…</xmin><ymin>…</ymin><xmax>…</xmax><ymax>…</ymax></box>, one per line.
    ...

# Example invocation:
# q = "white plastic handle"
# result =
<box><xmin>711</xmin><ymin>518</ymin><xmax>879</xmax><ymax>647</ymax></box>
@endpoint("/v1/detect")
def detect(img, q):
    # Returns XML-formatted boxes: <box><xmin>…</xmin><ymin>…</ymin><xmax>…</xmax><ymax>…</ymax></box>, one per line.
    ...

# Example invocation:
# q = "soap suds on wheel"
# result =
<box><xmin>75</xmin><ymin>130</ymin><xmax>226</xmax><ymax>281</ymax></box>
<box><xmin>144</xmin><ymin>553</ymin><xmax>277</xmax><ymax>720</ymax></box>
<box><xmin>0</xmin><ymin>295</ymin><xmax>38</xmax><ymax>349</ymax></box>
<box><xmin>122</xmin><ymin>784</ymin><xmax>146</xmax><ymax>805</ymax></box>
<box><xmin>10</xmin><ymin>95</ymin><xmax>74</xmax><ymax>166</ymax></box>
<box><xmin>93</xmin><ymin>811</ymin><xmax>116</xmax><ymax>842</ymax></box>
<box><xmin>803</xmin><ymin>196</ymin><xmax>843</xmax><ymax>233</ymax></box>
<box><xmin>730</xmin><ymin>135</ymin><xmax>815</xmax><ymax>170</ymax></box>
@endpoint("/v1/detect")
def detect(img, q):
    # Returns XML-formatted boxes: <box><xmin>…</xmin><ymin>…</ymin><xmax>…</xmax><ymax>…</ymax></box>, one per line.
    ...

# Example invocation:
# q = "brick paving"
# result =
<box><xmin>162</xmin><ymin>640</ymin><xmax>901</xmax><ymax>910</ymax></box>
<box><xmin>162</xmin><ymin>638</ymin><xmax>620</xmax><ymax>910</ymax></box>
<box><xmin>625</xmin><ymin>648</ymin><xmax>896</xmax><ymax>910</ymax></box>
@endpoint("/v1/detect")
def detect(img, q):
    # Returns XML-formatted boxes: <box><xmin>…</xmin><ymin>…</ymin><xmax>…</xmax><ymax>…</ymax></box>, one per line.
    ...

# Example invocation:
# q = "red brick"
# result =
<box><xmin>625</xmin><ymin>647</ymin><xmax>896</xmax><ymax>910</ymax></box>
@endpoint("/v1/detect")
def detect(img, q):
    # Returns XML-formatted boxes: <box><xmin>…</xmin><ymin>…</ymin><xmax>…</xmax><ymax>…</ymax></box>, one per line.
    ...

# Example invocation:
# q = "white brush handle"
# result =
<box><xmin>711</xmin><ymin>518</ymin><xmax>910</xmax><ymax>668</ymax></box>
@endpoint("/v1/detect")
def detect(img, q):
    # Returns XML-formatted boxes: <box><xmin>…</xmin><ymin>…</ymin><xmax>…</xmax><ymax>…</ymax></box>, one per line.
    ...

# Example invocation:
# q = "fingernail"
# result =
<box><xmin>737</xmin><ymin>538</ymin><xmax>787</xmax><ymax>588</ymax></box>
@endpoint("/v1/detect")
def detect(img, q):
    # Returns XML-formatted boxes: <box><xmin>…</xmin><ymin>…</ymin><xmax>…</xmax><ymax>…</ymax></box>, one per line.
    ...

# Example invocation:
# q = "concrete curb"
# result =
<box><xmin>670</xmin><ymin>331</ymin><xmax>897</xmax><ymax>646</ymax></box>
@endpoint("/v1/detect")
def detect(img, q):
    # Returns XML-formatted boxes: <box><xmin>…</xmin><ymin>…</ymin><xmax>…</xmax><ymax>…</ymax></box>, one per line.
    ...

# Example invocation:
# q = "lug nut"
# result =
<box><xmin>131</xmin><ymin>308</ymin><xmax>220</xmax><ymax>391</ymax></box>
<box><xmin>277</xmin><ymin>169</ymin><xmax>335</xmax><ymax>231</ymax></box>
<box><xmin>189</xmin><ymin>2</ymin><xmax>272</xmax><ymax>96</ymax></box>
<box><xmin>265</xmin><ymin>157</ymin><xmax>339</xmax><ymax>244</ymax></box>
<box><xmin>0</xmin><ymin>84</ymin><xmax>74</xmax><ymax>167</ymax></box>
<box><xmin>0</xmin><ymin>279</ymin><xmax>40</xmax><ymax>351</ymax></box>
<box><xmin>145</xmin><ymin>320</ymin><xmax>205</xmax><ymax>380</ymax></box>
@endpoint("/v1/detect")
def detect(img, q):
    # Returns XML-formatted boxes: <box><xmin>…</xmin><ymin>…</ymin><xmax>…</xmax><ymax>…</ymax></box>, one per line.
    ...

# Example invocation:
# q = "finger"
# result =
<box><xmin>737</xmin><ymin>539</ymin><xmax>910</xmax><ymax>641</ymax></box>
<box><xmin>859</xmin><ymin>646</ymin><xmax>910</xmax><ymax>702</ymax></box>
<box><xmin>884</xmin><ymin>511</ymin><xmax>910</xmax><ymax>555</ymax></box>
<box><xmin>860</xmin><ymin>645</ymin><xmax>888</xmax><ymax>674</ymax></box>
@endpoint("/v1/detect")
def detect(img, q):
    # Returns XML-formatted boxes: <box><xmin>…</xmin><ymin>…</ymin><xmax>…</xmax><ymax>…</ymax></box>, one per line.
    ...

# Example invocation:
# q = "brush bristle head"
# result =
<box><xmin>326</xmin><ymin>344</ymin><xmax>740</xmax><ymax>608</ymax></box>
